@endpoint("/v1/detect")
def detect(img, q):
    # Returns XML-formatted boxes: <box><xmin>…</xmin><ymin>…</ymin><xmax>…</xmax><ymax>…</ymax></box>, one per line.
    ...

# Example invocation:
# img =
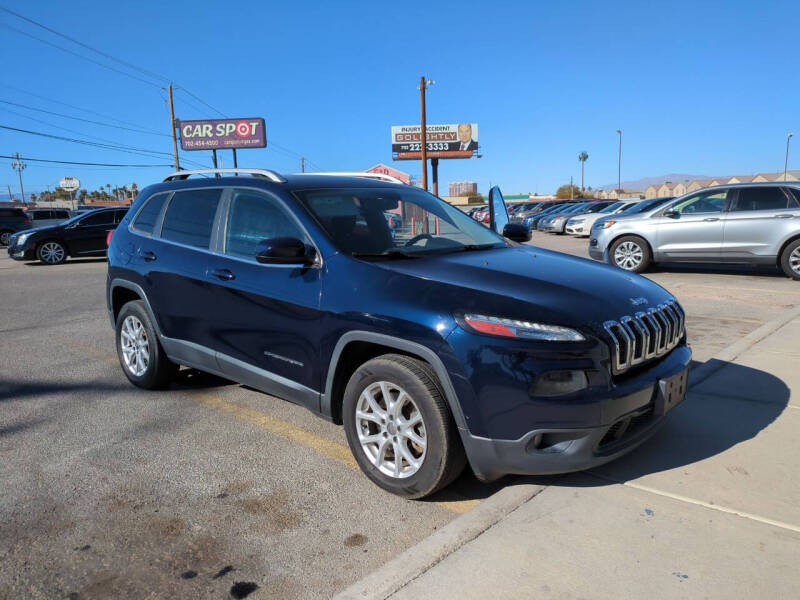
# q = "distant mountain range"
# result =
<box><xmin>598</xmin><ymin>174</ymin><xmax>718</xmax><ymax>191</ymax></box>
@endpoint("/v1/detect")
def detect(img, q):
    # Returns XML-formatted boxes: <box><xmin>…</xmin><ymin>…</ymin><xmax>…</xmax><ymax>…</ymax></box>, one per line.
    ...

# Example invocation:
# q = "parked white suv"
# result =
<box><xmin>565</xmin><ymin>200</ymin><xmax>639</xmax><ymax>236</ymax></box>
<box><xmin>588</xmin><ymin>184</ymin><xmax>800</xmax><ymax>279</ymax></box>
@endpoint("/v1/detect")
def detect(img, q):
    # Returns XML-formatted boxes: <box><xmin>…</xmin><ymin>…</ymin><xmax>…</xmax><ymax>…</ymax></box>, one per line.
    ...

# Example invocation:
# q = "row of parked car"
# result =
<box><xmin>469</xmin><ymin>182</ymin><xmax>800</xmax><ymax>280</ymax></box>
<box><xmin>4</xmin><ymin>206</ymin><xmax>127</xmax><ymax>264</ymax></box>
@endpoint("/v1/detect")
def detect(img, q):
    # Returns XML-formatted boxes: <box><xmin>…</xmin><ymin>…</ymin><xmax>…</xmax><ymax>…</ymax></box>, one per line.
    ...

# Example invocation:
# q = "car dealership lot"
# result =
<box><xmin>2</xmin><ymin>240</ymin><xmax>800</xmax><ymax>599</ymax></box>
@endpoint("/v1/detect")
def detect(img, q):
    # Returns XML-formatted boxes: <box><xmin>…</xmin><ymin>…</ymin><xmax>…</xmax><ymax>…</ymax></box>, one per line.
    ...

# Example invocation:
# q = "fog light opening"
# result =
<box><xmin>531</xmin><ymin>370</ymin><xmax>588</xmax><ymax>397</ymax></box>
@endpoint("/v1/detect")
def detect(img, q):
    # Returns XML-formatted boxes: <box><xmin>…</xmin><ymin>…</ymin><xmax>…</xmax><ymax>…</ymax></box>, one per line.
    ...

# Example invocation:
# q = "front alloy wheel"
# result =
<box><xmin>609</xmin><ymin>235</ymin><xmax>651</xmax><ymax>273</ymax></box>
<box><xmin>342</xmin><ymin>354</ymin><xmax>466</xmax><ymax>498</ymax></box>
<box><xmin>355</xmin><ymin>381</ymin><xmax>427</xmax><ymax>478</ymax></box>
<box><xmin>0</xmin><ymin>231</ymin><xmax>11</xmax><ymax>246</ymax></box>
<box><xmin>37</xmin><ymin>241</ymin><xmax>66</xmax><ymax>265</ymax></box>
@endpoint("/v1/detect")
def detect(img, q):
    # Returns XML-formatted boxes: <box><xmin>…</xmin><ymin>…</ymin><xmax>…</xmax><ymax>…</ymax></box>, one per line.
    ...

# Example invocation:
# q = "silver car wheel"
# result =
<box><xmin>120</xmin><ymin>315</ymin><xmax>150</xmax><ymax>377</ymax></box>
<box><xmin>355</xmin><ymin>381</ymin><xmax>427</xmax><ymax>479</ymax></box>
<box><xmin>40</xmin><ymin>242</ymin><xmax>65</xmax><ymax>264</ymax></box>
<box><xmin>0</xmin><ymin>232</ymin><xmax>10</xmax><ymax>246</ymax></box>
<box><xmin>614</xmin><ymin>241</ymin><xmax>643</xmax><ymax>270</ymax></box>
<box><xmin>790</xmin><ymin>247</ymin><xmax>800</xmax><ymax>275</ymax></box>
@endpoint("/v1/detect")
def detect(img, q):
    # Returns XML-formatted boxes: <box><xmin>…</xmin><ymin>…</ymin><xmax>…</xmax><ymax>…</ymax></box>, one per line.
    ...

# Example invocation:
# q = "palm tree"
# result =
<box><xmin>578</xmin><ymin>152</ymin><xmax>589</xmax><ymax>191</ymax></box>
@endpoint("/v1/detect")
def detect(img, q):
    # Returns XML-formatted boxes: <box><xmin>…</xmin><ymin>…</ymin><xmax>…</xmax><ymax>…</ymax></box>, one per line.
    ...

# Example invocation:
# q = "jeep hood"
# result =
<box><xmin>374</xmin><ymin>245</ymin><xmax>674</xmax><ymax>330</ymax></box>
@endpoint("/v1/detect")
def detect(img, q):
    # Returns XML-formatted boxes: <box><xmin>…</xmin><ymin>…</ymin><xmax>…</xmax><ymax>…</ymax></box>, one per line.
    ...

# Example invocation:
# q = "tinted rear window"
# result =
<box><xmin>0</xmin><ymin>209</ymin><xmax>24</xmax><ymax>218</ymax></box>
<box><xmin>733</xmin><ymin>187</ymin><xmax>797</xmax><ymax>211</ymax></box>
<box><xmin>160</xmin><ymin>189</ymin><xmax>222</xmax><ymax>248</ymax></box>
<box><xmin>80</xmin><ymin>210</ymin><xmax>116</xmax><ymax>226</ymax></box>
<box><xmin>133</xmin><ymin>194</ymin><xmax>168</xmax><ymax>233</ymax></box>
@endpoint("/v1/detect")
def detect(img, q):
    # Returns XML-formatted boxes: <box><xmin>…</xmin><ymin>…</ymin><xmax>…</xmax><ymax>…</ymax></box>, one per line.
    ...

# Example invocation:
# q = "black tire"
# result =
<box><xmin>0</xmin><ymin>230</ymin><xmax>12</xmax><ymax>246</ymax></box>
<box><xmin>115</xmin><ymin>300</ymin><xmax>178</xmax><ymax>389</ymax></box>
<box><xmin>779</xmin><ymin>238</ymin><xmax>800</xmax><ymax>280</ymax></box>
<box><xmin>608</xmin><ymin>235</ymin><xmax>651</xmax><ymax>273</ymax></box>
<box><xmin>342</xmin><ymin>354</ymin><xmax>466</xmax><ymax>499</ymax></box>
<box><xmin>36</xmin><ymin>240</ymin><xmax>67</xmax><ymax>265</ymax></box>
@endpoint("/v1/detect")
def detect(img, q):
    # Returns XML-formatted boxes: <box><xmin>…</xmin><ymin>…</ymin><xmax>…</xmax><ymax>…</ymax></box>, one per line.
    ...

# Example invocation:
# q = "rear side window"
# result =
<box><xmin>113</xmin><ymin>209</ymin><xmax>129</xmax><ymax>223</ymax></box>
<box><xmin>0</xmin><ymin>209</ymin><xmax>22</xmax><ymax>218</ymax></box>
<box><xmin>733</xmin><ymin>187</ymin><xmax>796</xmax><ymax>211</ymax></box>
<box><xmin>225</xmin><ymin>190</ymin><xmax>306</xmax><ymax>259</ymax></box>
<box><xmin>81</xmin><ymin>211</ymin><xmax>116</xmax><ymax>226</ymax></box>
<box><xmin>54</xmin><ymin>210</ymin><xmax>70</xmax><ymax>219</ymax></box>
<box><xmin>132</xmin><ymin>194</ymin><xmax>169</xmax><ymax>234</ymax></box>
<box><xmin>31</xmin><ymin>211</ymin><xmax>50</xmax><ymax>220</ymax></box>
<box><xmin>161</xmin><ymin>189</ymin><xmax>222</xmax><ymax>249</ymax></box>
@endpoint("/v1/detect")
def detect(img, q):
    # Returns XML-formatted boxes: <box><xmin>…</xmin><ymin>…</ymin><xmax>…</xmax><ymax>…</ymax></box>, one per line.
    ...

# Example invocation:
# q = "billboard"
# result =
<box><xmin>179</xmin><ymin>118</ymin><xmax>266</xmax><ymax>151</ymax></box>
<box><xmin>391</xmin><ymin>123</ymin><xmax>478</xmax><ymax>160</ymax></box>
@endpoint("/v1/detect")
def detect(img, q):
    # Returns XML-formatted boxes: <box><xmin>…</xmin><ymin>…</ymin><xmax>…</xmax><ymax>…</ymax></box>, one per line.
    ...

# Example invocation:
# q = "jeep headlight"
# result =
<box><xmin>460</xmin><ymin>314</ymin><xmax>585</xmax><ymax>342</ymax></box>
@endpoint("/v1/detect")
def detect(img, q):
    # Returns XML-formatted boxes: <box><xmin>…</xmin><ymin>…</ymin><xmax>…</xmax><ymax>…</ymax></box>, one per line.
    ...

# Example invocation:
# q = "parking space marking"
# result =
<box><xmin>586</xmin><ymin>472</ymin><xmax>800</xmax><ymax>534</ymax></box>
<box><xmin>186</xmin><ymin>390</ymin><xmax>480</xmax><ymax>515</ymax></box>
<box><xmin>64</xmin><ymin>338</ymin><xmax>479</xmax><ymax>514</ymax></box>
<box><xmin>688</xmin><ymin>284</ymin><xmax>800</xmax><ymax>296</ymax></box>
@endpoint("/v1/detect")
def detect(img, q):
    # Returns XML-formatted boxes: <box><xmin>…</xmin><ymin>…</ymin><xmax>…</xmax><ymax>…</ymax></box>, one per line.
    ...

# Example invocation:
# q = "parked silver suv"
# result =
<box><xmin>588</xmin><ymin>183</ymin><xmax>800</xmax><ymax>279</ymax></box>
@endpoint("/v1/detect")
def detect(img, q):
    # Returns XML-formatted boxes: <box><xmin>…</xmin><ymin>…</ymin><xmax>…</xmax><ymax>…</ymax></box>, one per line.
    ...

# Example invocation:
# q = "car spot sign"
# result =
<box><xmin>178</xmin><ymin>118</ymin><xmax>267</xmax><ymax>151</ymax></box>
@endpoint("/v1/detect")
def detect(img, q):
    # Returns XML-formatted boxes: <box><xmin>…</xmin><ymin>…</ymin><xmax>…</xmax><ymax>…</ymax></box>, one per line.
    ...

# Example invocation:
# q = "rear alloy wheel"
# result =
<box><xmin>37</xmin><ymin>241</ymin><xmax>66</xmax><ymax>265</ymax></box>
<box><xmin>116</xmin><ymin>300</ymin><xmax>177</xmax><ymax>389</ymax></box>
<box><xmin>0</xmin><ymin>231</ymin><xmax>11</xmax><ymax>246</ymax></box>
<box><xmin>609</xmin><ymin>236</ymin><xmax>651</xmax><ymax>273</ymax></box>
<box><xmin>780</xmin><ymin>239</ymin><xmax>800</xmax><ymax>280</ymax></box>
<box><xmin>343</xmin><ymin>354</ymin><xmax>466</xmax><ymax>498</ymax></box>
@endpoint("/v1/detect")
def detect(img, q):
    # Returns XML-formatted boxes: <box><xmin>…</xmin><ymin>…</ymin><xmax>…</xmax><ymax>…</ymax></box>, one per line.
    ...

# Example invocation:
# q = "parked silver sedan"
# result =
<box><xmin>588</xmin><ymin>183</ymin><xmax>800</xmax><ymax>279</ymax></box>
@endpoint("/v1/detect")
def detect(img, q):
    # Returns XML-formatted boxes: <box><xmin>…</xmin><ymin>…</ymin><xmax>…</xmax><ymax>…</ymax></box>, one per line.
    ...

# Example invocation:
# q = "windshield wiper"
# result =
<box><xmin>459</xmin><ymin>243</ymin><xmax>504</xmax><ymax>251</ymax></box>
<box><xmin>351</xmin><ymin>250</ymin><xmax>423</xmax><ymax>260</ymax></box>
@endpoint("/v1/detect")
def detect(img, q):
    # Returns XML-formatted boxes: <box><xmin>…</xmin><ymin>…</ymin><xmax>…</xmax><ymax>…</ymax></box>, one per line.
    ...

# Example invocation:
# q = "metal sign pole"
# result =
<box><xmin>232</xmin><ymin>148</ymin><xmax>238</xmax><ymax>169</ymax></box>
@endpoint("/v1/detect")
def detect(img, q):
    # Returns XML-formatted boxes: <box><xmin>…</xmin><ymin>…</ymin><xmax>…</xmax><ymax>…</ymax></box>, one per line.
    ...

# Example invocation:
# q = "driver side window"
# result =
<box><xmin>671</xmin><ymin>190</ymin><xmax>728</xmax><ymax>215</ymax></box>
<box><xmin>225</xmin><ymin>190</ymin><xmax>307</xmax><ymax>260</ymax></box>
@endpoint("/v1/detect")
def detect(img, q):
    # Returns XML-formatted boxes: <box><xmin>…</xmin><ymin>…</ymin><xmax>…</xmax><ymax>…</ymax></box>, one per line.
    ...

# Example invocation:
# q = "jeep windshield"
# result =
<box><xmin>295</xmin><ymin>187</ymin><xmax>508</xmax><ymax>258</ymax></box>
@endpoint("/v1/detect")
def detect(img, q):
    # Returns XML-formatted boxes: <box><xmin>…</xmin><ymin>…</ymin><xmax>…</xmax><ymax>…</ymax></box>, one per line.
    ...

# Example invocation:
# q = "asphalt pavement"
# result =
<box><xmin>3</xmin><ymin>233</ymin><xmax>800</xmax><ymax>599</ymax></box>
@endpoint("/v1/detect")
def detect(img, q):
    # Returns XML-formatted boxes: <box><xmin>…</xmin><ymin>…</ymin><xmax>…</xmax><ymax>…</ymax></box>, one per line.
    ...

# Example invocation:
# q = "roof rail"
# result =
<box><xmin>296</xmin><ymin>171</ymin><xmax>406</xmax><ymax>185</ymax></box>
<box><xmin>163</xmin><ymin>168</ymin><xmax>286</xmax><ymax>183</ymax></box>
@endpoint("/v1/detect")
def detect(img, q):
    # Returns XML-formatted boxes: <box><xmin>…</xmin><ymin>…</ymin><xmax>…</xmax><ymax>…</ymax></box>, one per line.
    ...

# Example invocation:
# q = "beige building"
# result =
<box><xmin>645</xmin><ymin>171</ymin><xmax>800</xmax><ymax>198</ymax></box>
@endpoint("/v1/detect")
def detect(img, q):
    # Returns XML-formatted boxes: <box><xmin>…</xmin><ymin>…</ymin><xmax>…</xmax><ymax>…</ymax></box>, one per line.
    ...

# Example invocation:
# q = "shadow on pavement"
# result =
<box><xmin>554</xmin><ymin>360</ymin><xmax>789</xmax><ymax>486</ymax></box>
<box><xmin>170</xmin><ymin>368</ymin><xmax>235</xmax><ymax>390</ymax></box>
<box><xmin>0</xmin><ymin>379</ymin><xmax>127</xmax><ymax>402</ymax></box>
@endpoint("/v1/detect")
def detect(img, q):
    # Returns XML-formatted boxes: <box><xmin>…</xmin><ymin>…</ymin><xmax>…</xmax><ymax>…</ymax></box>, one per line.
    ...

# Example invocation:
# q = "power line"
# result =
<box><xmin>0</xmin><ymin>123</ymin><xmax>209</xmax><ymax>167</ymax></box>
<box><xmin>0</xmin><ymin>23</ymin><xmax>161</xmax><ymax>89</ymax></box>
<box><xmin>0</xmin><ymin>99</ymin><xmax>168</xmax><ymax>136</ymax></box>
<box><xmin>0</xmin><ymin>6</ymin><xmax>171</xmax><ymax>85</ymax></box>
<box><xmin>1</xmin><ymin>81</ymin><xmax>165</xmax><ymax>131</ymax></box>
<box><xmin>175</xmin><ymin>87</ymin><xmax>226</xmax><ymax>118</ymax></box>
<box><xmin>0</xmin><ymin>154</ymin><xmax>172</xmax><ymax>167</ymax></box>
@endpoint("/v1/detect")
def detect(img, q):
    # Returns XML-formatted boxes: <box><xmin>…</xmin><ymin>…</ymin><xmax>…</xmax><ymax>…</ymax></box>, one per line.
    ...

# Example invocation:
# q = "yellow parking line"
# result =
<box><xmin>185</xmin><ymin>390</ymin><xmax>480</xmax><ymax>515</ymax></box>
<box><xmin>67</xmin><ymin>340</ymin><xmax>479</xmax><ymax>515</ymax></box>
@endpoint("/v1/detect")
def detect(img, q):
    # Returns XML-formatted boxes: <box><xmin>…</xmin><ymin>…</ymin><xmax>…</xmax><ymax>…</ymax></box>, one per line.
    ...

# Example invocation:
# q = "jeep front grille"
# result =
<box><xmin>603</xmin><ymin>301</ymin><xmax>685</xmax><ymax>375</ymax></box>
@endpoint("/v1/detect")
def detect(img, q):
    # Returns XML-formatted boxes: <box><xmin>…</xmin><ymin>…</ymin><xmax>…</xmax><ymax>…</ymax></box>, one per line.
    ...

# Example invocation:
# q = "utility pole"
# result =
<box><xmin>419</xmin><ymin>76</ymin><xmax>434</xmax><ymax>191</ymax></box>
<box><xmin>300</xmin><ymin>157</ymin><xmax>306</xmax><ymax>173</ymax></box>
<box><xmin>6</xmin><ymin>184</ymin><xmax>12</xmax><ymax>202</ymax></box>
<box><xmin>616</xmin><ymin>129</ymin><xmax>622</xmax><ymax>197</ymax></box>
<box><xmin>10</xmin><ymin>152</ymin><xmax>26</xmax><ymax>204</ymax></box>
<box><xmin>570</xmin><ymin>175</ymin><xmax>574</xmax><ymax>201</ymax></box>
<box><xmin>168</xmin><ymin>83</ymin><xmax>181</xmax><ymax>171</ymax></box>
<box><xmin>784</xmin><ymin>133</ymin><xmax>793</xmax><ymax>181</ymax></box>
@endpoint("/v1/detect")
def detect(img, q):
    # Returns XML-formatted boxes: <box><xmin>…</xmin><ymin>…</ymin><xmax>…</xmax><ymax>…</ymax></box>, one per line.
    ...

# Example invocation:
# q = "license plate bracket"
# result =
<box><xmin>654</xmin><ymin>367</ymin><xmax>688</xmax><ymax>416</ymax></box>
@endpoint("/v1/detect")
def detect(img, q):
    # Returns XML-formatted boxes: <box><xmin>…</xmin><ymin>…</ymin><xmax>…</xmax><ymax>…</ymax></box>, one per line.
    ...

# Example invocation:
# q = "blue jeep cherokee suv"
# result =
<box><xmin>107</xmin><ymin>169</ymin><xmax>691</xmax><ymax>498</ymax></box>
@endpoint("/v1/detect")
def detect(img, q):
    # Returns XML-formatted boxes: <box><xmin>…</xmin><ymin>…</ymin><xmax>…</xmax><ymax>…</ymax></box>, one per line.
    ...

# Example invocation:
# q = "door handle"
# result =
<box><xmin>775</xmin><ymin>214</ymin><xmax>793</xmax><ymax>219</ymax></box>
<box><xmin>139</xmin><ymin>249</ymin><xmax>157</xmax><ymax>262</ymax></box>
<box><xmin>211</xmin><ymin>268</ymin><xmax>235</xmax><ymax>281</ymax></box>
<box><xmin>702</xmin><ymin>217</ymin><xmax>720</xmax><ymax>222</ymax></box>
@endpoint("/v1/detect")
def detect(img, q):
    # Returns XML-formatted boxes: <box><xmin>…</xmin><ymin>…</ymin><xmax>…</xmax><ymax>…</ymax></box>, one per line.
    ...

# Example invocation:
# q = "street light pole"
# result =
<box><xmin>784</xmin><ymin>133</ymin><xmax>793</xmax><ymax>181</ymax></box>
<box><xmin>419</xmin><ymin>76</ymin><xmax>434</xmax><ymax>191</ymax></box>
<box><xmin>616</xmin><ymin>129</ymin><xmax>622</xmax><ymax>198</ymax></box>
<box><xmin>10</xmin><ymin>152</ymin><xmax>26</xmax><ymax>204</ymax></box>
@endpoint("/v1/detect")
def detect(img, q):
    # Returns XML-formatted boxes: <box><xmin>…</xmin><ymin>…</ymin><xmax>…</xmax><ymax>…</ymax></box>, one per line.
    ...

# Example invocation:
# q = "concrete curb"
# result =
<box><xmin>333</xmin><ymin>483</ymin><xmax>546</xmax><ymax>600</ymax></box>
<box><xmin>689</xmin><ymin>303</ymin><xmax>800</xmax><ymax>388</ymax></box>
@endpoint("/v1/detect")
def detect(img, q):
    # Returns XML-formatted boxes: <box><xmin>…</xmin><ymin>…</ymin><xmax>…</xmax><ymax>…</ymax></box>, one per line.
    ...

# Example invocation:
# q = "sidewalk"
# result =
<box><xmin>337</xmin><ymin>307</ymin><xmax>800</xmax><ymax>599</ymax></box>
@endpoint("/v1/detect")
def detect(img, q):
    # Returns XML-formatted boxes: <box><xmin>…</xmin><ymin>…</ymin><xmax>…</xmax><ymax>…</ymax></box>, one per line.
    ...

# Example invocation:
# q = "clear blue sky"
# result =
<box><xmin>1</xmin><ymin>0</ymin><xmax>798</xmax><ymax>198</ymax></box>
